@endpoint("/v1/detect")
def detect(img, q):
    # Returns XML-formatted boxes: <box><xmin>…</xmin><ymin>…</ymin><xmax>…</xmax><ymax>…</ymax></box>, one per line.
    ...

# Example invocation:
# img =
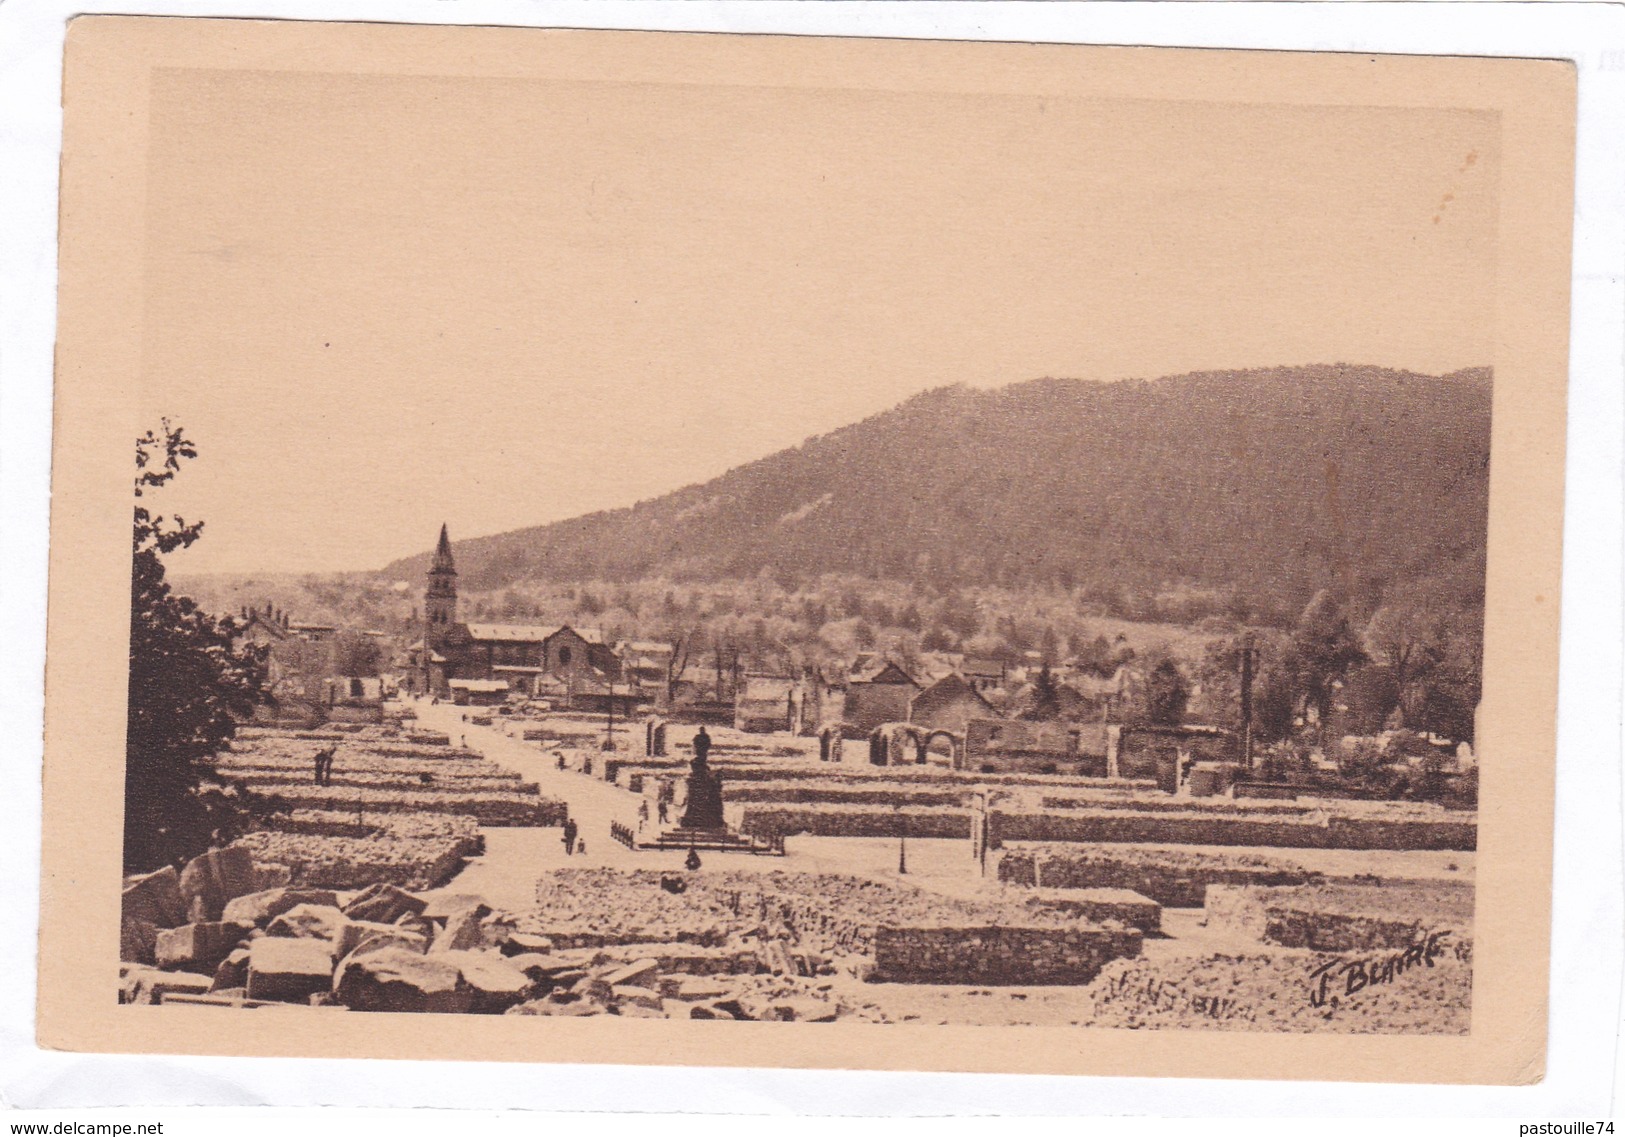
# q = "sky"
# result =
<box><xmin>136</xmin><ymin>65</ymin><xmax>1500</xmax><ymax>575</ymax></box>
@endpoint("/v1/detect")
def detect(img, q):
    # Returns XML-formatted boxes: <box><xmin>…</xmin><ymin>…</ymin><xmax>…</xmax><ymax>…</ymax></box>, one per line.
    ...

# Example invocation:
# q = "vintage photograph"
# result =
<box><xmin>39</xmin><ymin>18</ymin><xmax>1574</xmax><ymax>1078</ymax></box>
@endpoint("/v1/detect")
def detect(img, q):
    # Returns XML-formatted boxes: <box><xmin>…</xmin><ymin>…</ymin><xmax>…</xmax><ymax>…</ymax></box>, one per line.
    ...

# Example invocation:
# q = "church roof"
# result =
<box><xmin>431</xmin><ymin>523</ymin><xmax>457</xmax><ymax>574</ymax></box>
<box><xmin>463</xmin><ymin>622</ymin><xmax>606</xmax><ymax>645</ymax></box>
<box><xmin>465</xmin><ymin>623</ymin><xmax>558</xmax><ymax>643</ymax></box>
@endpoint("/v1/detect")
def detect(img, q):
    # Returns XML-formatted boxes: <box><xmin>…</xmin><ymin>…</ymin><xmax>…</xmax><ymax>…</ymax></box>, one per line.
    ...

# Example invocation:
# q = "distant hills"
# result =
<box><xmin>382</xmin><ymin>364</ymin><xmax>1491</xmax><ymax>619</ymax></box>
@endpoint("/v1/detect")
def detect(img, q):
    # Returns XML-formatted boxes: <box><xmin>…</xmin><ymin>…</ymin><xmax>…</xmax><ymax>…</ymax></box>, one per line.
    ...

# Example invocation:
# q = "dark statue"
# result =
<box><xmin>680</xmin><ymin>728</ymin><xmax>726</xmax><ymax>830</ymax></box>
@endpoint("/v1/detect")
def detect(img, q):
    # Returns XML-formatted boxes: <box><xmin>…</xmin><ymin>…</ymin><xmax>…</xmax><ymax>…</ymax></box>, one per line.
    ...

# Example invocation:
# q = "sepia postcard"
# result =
<box><xmin>39</xmin><ymin>16</ymin><xmax>1575</xmax><ymax>1085</ymax></box>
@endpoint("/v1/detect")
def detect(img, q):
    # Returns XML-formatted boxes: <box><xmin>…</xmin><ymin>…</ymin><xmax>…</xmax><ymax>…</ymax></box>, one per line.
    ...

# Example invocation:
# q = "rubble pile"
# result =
<box><xmin>1083</xmin><ymin>951</ymin><xmax>1472</xmax><ymax>1034</ymax></box>
<box><xmin>1204</xmin><ymin>881</ymin><xmax>1475</xmax><ymax>957</ymax></box>
<box><xmin>119</xmin><ymin>852</ymin><xmax>847</xmax><ymax>1018</ymax></box>
<box><xmin>518</xmin><ymin>869</ymin><xmax>1141</xmax><ymax>986</ymax></box>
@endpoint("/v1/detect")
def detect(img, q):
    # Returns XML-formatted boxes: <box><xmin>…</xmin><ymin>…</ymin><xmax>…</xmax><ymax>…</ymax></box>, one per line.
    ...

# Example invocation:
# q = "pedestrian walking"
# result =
<box><xmin>562</xmin><ymin>817</ymin><xmax>578</xmax><ymax>856</ymax></box>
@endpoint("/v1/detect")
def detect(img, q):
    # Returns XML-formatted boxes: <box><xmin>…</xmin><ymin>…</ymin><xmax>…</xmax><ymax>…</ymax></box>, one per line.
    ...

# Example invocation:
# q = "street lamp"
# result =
<box><xmin>894</xmin><ymin>802</ymin><xmax>908</xmax><ymax>875</ymax></box>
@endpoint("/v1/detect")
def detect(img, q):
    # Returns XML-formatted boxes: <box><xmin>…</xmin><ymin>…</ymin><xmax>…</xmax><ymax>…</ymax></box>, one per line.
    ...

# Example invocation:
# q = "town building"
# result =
<box><xmin>907</xmin><ymin>673</ymin><xmax>994</xmax><ymax>735</ymax></box>
<box><xmin>408</xmin><ymin>524</ymin><xmax>625</xmax><ymax>701</ymax></box>
<box><xmin>734</xmin><ymin>674</ymin><xmax>803</xmax><ymax>733</ymax></box>
<box><xmin>1107</xmin><ymin>724</ymin><xmax>1237</xmax><ymax>791</ymax></box>
<box><xmin>964</xmin><ymin>718</ymin><xmax>1112</xmax><ymax>776</ymax></box>
<box><xmin>842</xmin><ymin>659</ymin><xmax>919</xmax><ymax>736</ymax></box>
<box><xmin>959</xmin><ymin>656</ymin><xmax>1008</xmax><ymax>695</ymax></box>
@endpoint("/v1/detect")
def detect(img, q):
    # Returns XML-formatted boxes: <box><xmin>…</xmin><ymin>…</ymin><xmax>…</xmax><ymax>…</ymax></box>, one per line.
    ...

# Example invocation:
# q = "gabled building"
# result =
<box><xmin>409</xmin><ymin>524</ymin><xmax>624</xmax><ymax>701</ymax></box>
<box><xmin>735</xmin><ymin>674</ymin><xmax>802</xmax><ymax>734</ymax></box>
<box><xmin>964</xmin><ymin>718</ymin><xmax>1111</xmax><ymax>776</ymax></box>
<box><xmin>960</xmin><ymin>656</ymin><xmax>1008</xmax><ymax>695</ymax></box>
<box><xmin>843</xmin><ymin>659</ymin><xmax>919</xmax><ymax>736</ymax></box>
<box><xmin>617</xmin><ymin>640</ymin><xmax>677</xmax><ymax>707</ymax></box>
<box><xmin>908</xmin><ymin>673</ymin><xmax>994</xmax><ymax>735</ymax></box>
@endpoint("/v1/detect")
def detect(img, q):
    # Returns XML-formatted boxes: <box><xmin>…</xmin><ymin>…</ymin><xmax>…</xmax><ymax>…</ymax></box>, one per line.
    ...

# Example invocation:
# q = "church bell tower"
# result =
<box><xmin>423</xmin><ymin>524</ymin><xmax>458</xmax><ymax>695</ymax></box>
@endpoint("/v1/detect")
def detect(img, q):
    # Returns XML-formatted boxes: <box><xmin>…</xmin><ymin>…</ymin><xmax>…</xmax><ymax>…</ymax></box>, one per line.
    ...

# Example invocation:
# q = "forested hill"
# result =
<box><xmin>382</xmin><ymin>364</ymin><xmax>1491</xmax><ymax>618</ymax></box>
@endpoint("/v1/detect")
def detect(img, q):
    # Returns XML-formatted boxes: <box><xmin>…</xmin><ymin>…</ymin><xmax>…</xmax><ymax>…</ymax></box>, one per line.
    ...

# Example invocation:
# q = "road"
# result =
<box><xmin>409</xmin><ymin>699</ymin><xmax>990</xmax><ymax>911</ymax></box>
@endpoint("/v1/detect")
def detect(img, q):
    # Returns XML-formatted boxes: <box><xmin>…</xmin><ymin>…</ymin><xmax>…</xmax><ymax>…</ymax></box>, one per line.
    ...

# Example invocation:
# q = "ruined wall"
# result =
<box><xmin>990</xmin><ymin>810</ymin><xmax>1476</xmax><ymax>851</ymax></box>
<box><xmin>871</xmin><ymin>924</ymin><xmax>1142</xmax><ymax>984</ymax></box>
<box><xmin>737</xmin><ymin>805</ymin><xmax>972</xmax><ymax>839</ymax></box>
<box><xmin>1204</xmin><ymin>883</ymin><xmax>1475</xmax><ymax>958</ymax></box>
<box><xmin>997</xmin><ymin>845</ymin><xmax>1321</xmax><ymax>908</ymax></box>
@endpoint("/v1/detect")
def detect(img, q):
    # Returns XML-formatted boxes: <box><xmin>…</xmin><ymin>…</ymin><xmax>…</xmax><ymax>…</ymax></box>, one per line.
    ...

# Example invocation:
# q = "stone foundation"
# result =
<box><xmin>871</xmin><ymin>924</ymin><xmax>1141</xmax><ymax>984</ymax></box>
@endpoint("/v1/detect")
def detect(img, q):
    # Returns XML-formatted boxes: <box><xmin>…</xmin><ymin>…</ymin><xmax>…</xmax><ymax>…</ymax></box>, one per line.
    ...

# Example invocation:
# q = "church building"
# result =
<box><xmin>408</xmin><ymin>524</ymin><xmax>623</xmax><ymax>700</ymax></box>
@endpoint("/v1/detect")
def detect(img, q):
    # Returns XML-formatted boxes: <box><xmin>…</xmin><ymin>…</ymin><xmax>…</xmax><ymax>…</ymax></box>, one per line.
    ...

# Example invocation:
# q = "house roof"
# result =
<box><xmin>961</xmin><ymin>657</ymin><xmax>1006</xmax><ymax>679</ymax></box>
<box><xmin>239</xmin><ymin>612</ymin><xmax>290</xmax><ymax>640</ymax></box>
<box><xmin>852</xmin><ymin>660</ymin><xmax>918</xmax><ymax>687</ymax></box>
<box><xmin>619</xmin><ymin>640</ymin><xmax>674</xmax><ymax>655</ymax></box>
<box><xmin>911</xmin><ymin>672</ymin><xmax>994</xmax><ymax>711</ymax></box>
<box><xmin>741</xmin><ymin>675</ymin><xmax>795</xmax><ymax>699</ymax></box>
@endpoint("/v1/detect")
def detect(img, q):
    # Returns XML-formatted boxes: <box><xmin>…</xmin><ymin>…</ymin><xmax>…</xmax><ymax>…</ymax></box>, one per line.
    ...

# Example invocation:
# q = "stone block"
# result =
<box><xmin>160</xmin><ymin>992</ymin><xmax>255</xmax><ymax>1008</ymax></box>
<box><xmin>711</xmin><ymin>998</ymin><xmax>751</xmax><ymax>1020</ymax></box>
<box><xmin>252</xmin><ymin>863</ymin><xmax>293</xmax><ymax>890</ymax></box>
<box><xmin>337</xmin><ymin>919</ymin><xmax>420</xmax><ymax>958</ymax></box>
<box><xmin>224</xmin><ymin>888</ymin><xmax>341</xmax><ymax>927</ymax></box>
<box><xmin>603</xmin><ymin>959</ymin><xmax>660</xmax><ymax>990</ymax></box>
<box><xmin>155</xmin><ymin>921</ymin><xmax>255</xmax><ymax>973</ymax></box>
<box><xmin>343</xmin><ymin>883</ymin><xmax>428</xmax><ymax>925</ymax></box>
<box><xmin>122</xmin><ymin>968</ymin><xmax>213</xmax><ymax>1006</ymax></box>
<box><xmin>267</xmin><ymin>904</ymin><xmax>351</xmax><ymax>953</ymax></box>
<box><xmin>211</xmin><ymin>947</ymin><xmax>251</xmax><ymax>992</ymax></box>
<box><xmin>616</xmin><ymin>1004</ymin><xmax>664</xmax><ymax>1018</ymax></box>
<box><xmin>122</xmin><ymin>866</ymin><xmax>187</xmax><ymax>929</ymax></box>
<box><xmin>430</xmin><ymin>906</ymin><xmax>486</xmax><ymax>953</ymax></box>
<box><xmin>441</xmin><ymin>950</ymin><xmax>533</xmax><ymax>1013</ymax></box>
<box><xmin>772</xmin><ymin>996</ymin><xmax>838</xmax><ymax>1022</ymax></box>
<box><xmin>246</xmin><ymin>937</ymin><xmax>336</xmax><ymax>1003</ymax></box>
<box><xmin>502</xmin><ymin>932</ymin><xmax>553</xmax><ymax>955</ymax></box>
<box><xmin>178</xmin><ymin>845</ymin><xmax>258</xmax><ymax>922</ymax></box>
<box><xmin>669</xmin><ymin>976</ymin><xmax>729</xmax><ymax>1001</ymax></box>
<box><xmin>507</xmin><ymin>997</ymin><xmax>605</xmax><ymax>1017</ymax></box>
<box><xmin>121</xmin><ymin>918</ymin><xmax>159</xmax><ymax>965</ymax></box>
<box><xmin>687</xmin><ymin>1001</ymin><xmax>737</xmax><ymax>1020</ymax></box>
<box><xmin>611</xmin><ymin>984</ymin><xmax>664</xmax><ymax>1010</ymax></box>
<box><xmin>421</xmin><ymin>894</ymin><xmax>490</xmax><ymax>922</ymax></box>
<box><xmin>332</xmin><ymin>947</ymin><xmax>470</xmax><ymax>1013</ymax></box>
<box><xmin>344</xmin><ymin>927</ymin><xmax>430</xmax><ymax>961</ymax></box>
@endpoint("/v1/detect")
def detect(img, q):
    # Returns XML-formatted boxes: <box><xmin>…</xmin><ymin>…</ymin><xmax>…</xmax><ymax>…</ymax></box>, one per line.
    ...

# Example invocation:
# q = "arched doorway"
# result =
<box><xmin>924</xmin><ymin>730</ymin><xmax>964</xmax><ymax>769</ymax></box>
<box><xmin>868</xmin><ymin>730</ymin><xmax>889</xmax><ymax>766</ymax></box>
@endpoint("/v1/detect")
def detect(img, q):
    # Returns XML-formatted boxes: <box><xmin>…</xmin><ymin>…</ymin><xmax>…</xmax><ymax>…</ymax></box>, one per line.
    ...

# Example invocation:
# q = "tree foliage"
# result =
<box><xmin>126</xmin><ymin>422</ymin><xmax>265</xmax><ymax>872</ymax></box>
<box><xmin>1027</xmin><ymin>662</ymin><xmax>1062</xmax><ymax>721</ymax></box>
<box><xmin>1143</xmin><ymin>659</ymin><xmax>1190</xmax><ymax>726</ymax></box>
<box><xmin>1285</xmin><ymin>590</ymin><xmax>1367</xmax><ymax>737</ymax></box>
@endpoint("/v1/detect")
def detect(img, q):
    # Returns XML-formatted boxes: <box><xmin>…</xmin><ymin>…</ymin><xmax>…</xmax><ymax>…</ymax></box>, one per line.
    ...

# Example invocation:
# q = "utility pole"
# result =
<box><xmin>1239</xmin><ymin>631</ymin><xmax>1257</xmax><ymax>771</ymax></box>
<box><xmin>895</xmin><ymin>804</ymin><xmax>908</xmax><ymax>874</ymax></box>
